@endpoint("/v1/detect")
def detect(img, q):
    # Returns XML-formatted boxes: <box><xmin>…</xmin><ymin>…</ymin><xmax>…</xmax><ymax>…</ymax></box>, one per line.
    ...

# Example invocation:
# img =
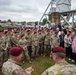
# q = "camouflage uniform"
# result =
<box><xmin>25</xmin><ymin>33</ymin><xmax>32</xmax><ymax>58</ymax></box>
<box><xmin>2</xmin><ymin>59</ymin><xmax>31</xmax><ymax>75</ymax></box>
<box><xmin>44</xmin><ymin>32</ymin><xmax>51</xmax><ymax>56</ymax></box>
<box><xmin>5</xmin><ymin>34</ymin><xmax>12</xmax><ymax>60</ymax></box>
<box><xmin>0</xmin><ymin>35</ymin><xmax>6</xmax><ymax>65</ymax></box>
<box><xmin>50</xmin><ymin>34</ymin><xmax>60</xmax><ymax>58</ymax></box>
<box><xmin>50</xmin><ymin>34</ymin><xmax>60</xmax><ymax>48</ymax></box>
<box><xmin>32</xmin><ymin>33</ymin><xmax>39</xmax><ymax>57</ymax></box>
<box><xmin>38</xmin><ymin>32</ymin><xmax>44</xmax><ymax>55</ymax></box>
<box><xmin>10</xmin><ymin>34</ymin><xmax>19</xmax><ymax>47</ymax></box>
<box><xmin>42</xmin><ymin>62</ymin><xmax>76</xmax><ymax>75</ymax></box>
<box><xmin>18</xmin><ymin>37</ymin><xmax>30</xmax><ymax>61</ymax></box>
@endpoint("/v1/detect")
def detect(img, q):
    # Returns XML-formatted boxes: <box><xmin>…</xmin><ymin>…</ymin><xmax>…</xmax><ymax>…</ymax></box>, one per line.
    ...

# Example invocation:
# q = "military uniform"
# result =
<box><xmin>38</xmin><ymin>31</ymin><xmax>44</xmax><ymax>55</ymax></box>
<box><xmin>18</xmin><ymin>37</ymin><xmax>30</xmax><ymax>61</ymax></box>
<box><xmin>5</xmin><ymin>34</ymin><xmax>12</xmax><ymax>60</ymax></box>
<box><xmin>32</xmin><ymin>32</ymin><xmax>39</xmax><ymax>57</ymax></box>
<box><xmin>10</xmin><ymin>33</ymin><xmax>19</xmax><ymax>47</ymax></box>
<box><xmin>0</xmin><ymin>35</ymin><xmax>6</xmax><ymax>65</ymax></box>
<box><xmin>44</xmin><ymin>32</ymin><xmax>51</xmax><ymax>56</ymax></box>
<box><xmin>2</xmin><ymin>59</ymin><xmax>30</xmax><ymax>75</ymax></box>
<box><xmin>42</xmin><ymin>62</ymin><xmax>76</xmax><ymax>75</ymax></box>
<box><xmin>25</xmin><ymin>33</ymin><xmax>32</xmax><ymax>58</ymax></box>
<box><xmin>50</xmin><ymin>34</ymin><xmax>60</xmax><ymax>48</ymax></box>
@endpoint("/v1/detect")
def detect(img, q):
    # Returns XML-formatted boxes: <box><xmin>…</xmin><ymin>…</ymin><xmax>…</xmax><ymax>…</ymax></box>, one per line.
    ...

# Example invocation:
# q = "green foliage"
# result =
<box><xmin>7</xmin><ymin>19</ymin><xmax>11</xmax><ymax>22</ymax></box>
<box><xmin>22</xmin><ymin>57</ymin><xmax>54</xmax><ymax>75</ymax></box>
<box><xmin>21</xmin><ymin>21</ymin><xmax>26</xmax><ymax>25</ymax></box>
<box><xmin>0</xmin><ymin>26</ymin><xmax>8</xmax><ymax>30</ymax></box>
<box><xmin>35</xmin><ymin>21</ymin><xmax>38</xmax><ymax>26</ymax></box>
<box><xmin>42</xmin><ymin>18</ymin><xmax>47</xmax><ymax>25</ymax></box>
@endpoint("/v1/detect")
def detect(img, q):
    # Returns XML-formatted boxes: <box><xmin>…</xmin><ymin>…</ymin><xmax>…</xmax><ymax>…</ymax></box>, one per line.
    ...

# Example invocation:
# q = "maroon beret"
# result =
<box><xmin>26</xmin><ymin>29</ymin><xmax>30</xmax><ymax>32</ymax></box>
<box><xmin>52</xmin><ymin>46</ymin><xmax>66</xmax><ymax>54</ymax></box>
<box><xmin>38</xmin><ymin>30</ymin><xmax>41</xmax><ymax>32</ymax></box>
<box><xmin>9</xmin><ymin>47</ymin><xmax>23</xmax><ymax>56</ymax></box>
<box><xmin>20</xmin><ymin>34</ymin><xmax>24</xmax><ymax>38</ymax></box>
<box><xmin>4</xmin><ymin>31</ymin><xmax>8</xmax><ymax>34</ymax></box>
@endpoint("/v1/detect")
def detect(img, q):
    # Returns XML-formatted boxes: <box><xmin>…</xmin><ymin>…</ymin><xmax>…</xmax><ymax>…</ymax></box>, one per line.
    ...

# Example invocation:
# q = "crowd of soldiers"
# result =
<box><xmin>0</xmin><ymin>25</ymin><xmax>76</xmax><ymax>66</ymax></box>
<box><xmin>0</xmin><ymin>26</ymin><xmax>60</xmax><ymax>65</ymax></box>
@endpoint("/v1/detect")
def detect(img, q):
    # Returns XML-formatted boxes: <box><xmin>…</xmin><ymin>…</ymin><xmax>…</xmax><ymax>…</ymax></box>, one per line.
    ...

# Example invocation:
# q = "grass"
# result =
<box><xmin>0</xmin><ymin>56</ymin><xmax>75</xmax><ymax>75</ymax></box>
<box><xmin>0</xmin><ymin>26</ymin><xmax>8</xmax><ymax>30</ymax></box>
<box><xmin>22</xmin><ymin>57</ymin><xmax>54</xmax><ymax>75</ymax></box>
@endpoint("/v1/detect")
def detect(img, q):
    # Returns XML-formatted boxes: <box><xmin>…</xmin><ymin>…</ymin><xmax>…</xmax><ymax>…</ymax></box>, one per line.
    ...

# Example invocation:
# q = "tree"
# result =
<box><xmin>7</xmin><ymin>19</ymin><xmax>12</xmax><ymax>22</ymax></box>
<box><xmin>35</xmin><ymin>21</ymin><xmax>38</xmax><ymax>26</ymax></box>
<box><xmin>21</xmin><ymin>21</ymin><xmax>26</xmax><ymax>25</ymax></box>
<box><xmin>42</xmin><ymin>18</ymin><xmax>47</xmax><ymax>25</ymax></box>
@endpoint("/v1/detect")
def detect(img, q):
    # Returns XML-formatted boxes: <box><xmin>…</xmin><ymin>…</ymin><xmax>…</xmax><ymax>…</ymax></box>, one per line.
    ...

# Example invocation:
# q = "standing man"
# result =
<box><xmin>32</xmin><ymin>31</ymin><xmax>39</xmax><ymax>58</ymax></box>
<box><xmin>50</xmin><ymin>31</ymin><xmax>60</xmax><ymax>48</ymax></box>
<box><xmin>18</xmin><ymin>34</ymin><xmax>31</xmax><ymax>63</ymax></box>
<box><xmin>44</xmin><ymin>30</ymin><xmax>51</xmax><ymax>56</ymax></box>
<box><xmin>38</xmin><ymin>30</ymin><xmax>44</xmax><ymax>55</ymax></box>
<box><xmin>25</xmin><ymin>29</ymin><xmax>32</xmax><ymax>59</ymax></box>
<box><xmin>42</xmin><ymin>46</ymin><xmax>76</xmax><ymax>75</ymax></box>
<box><xmin>0</xmin><ymin>32</ymin><xmax>6</xmax><ymax>65</ymax></box>
<box><xmin>2</xmin><ymin>47</ymin><xmax>33</xmax><ymax>75</ymax></box>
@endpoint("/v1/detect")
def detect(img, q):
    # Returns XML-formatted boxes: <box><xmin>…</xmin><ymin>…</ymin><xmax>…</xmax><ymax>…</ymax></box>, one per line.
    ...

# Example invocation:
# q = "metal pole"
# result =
<box><xmin>72</xmin><ymin>12</ymin><xmax>74</xmax><ymax>25</ymax></box>
<box><xmin>61</xmin><ymin>14</ymin><xmax>71</xmax><ymax>26</ymax></box>
<box><xmin>39</xmin><ymin>0</ymin><xmax>53</xmax><ymax>22</ymax></box>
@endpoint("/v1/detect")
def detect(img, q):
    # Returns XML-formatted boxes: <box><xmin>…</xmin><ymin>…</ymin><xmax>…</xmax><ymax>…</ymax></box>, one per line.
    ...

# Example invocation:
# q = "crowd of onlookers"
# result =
<box><xmin>54</xmin><ymin>25</ymin><xmax>76</xmax><ymax>63</ymax></box>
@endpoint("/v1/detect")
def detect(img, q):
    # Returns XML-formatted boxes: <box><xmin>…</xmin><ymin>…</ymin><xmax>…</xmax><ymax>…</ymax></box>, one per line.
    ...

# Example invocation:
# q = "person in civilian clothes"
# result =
<box><xmin>59</xmin><ymin>31</ymin><xmax>65</xmax><ymax>48</ymax></box>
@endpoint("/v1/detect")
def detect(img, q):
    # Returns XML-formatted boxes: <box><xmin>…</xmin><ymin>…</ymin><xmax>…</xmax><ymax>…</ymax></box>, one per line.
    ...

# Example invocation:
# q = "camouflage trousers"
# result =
<box><xmin>27</xmin><ymin>46</ymin><xmax>32</xmax><ymax>58</ymax></box>
<box><xmin>22</xmin><ymin>48</ymin><xmax>30</xmax><ymax>61</ymax></box>
<box><xmin>32</xmin><ymin>45</ymin><xmax>39</xmax><ymax>57</ymax></box>
<box><xmin>0</xmin><ymin>50</ymin><xmax>7</xmax><ymax>66</ymax></box>
<box><xmin>39</xmin><ymin>43</ymin><xmax>44</xmax><ymax>55</ymax></box>
<box><xmin>44</xmin><ymin>44</ymin><xmax>51</xmax><ymax>56</ymax></box>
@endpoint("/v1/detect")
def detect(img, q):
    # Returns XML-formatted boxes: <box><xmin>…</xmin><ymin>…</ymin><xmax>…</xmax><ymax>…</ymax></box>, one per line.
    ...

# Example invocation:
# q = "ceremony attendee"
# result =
<box><xmin>42</xmin><ymin>46</ymin><xmax>76</xmax><ymax>75</ymax></box>
<box><xmin>2</xmin><ymin>47</ymin><xmax>33</xmax><ymax>75</ymax></box>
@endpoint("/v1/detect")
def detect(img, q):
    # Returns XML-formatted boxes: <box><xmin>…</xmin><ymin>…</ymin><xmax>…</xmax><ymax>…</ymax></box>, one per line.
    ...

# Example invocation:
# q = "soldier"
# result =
<box><xmin>0</xmin><ymin>32</ymin><xmax>7</xmax><ymax>65</ymax></box>
<box><xmin>10</xmin><ymin>31</ymin><xmax>19</xmax><ymax>47</ymax></box>
<box><xmin>38</xmin><ymin>30</ymin><xmax>44</xmax><ymax>55</ymax></box>
<box><xmin>18</xmin><ymin>34</ymin><xmax>31</xmax><ymax>63</ymax></box>
<box><xmin>32</xmin><ymin>31</ymin><xmax>39</xmax><ymax>59</ymax></box>
<box><xmin>25</xmin><ymin>29</ymin><xmax>32</xmax><ymax>59</ymax></box>
<box><xmin>42</xmin><ymin>46</ymin><xmax>76</xmax><ymax>75</ymax></box>
<box><xmin>44</xmin><ymin>30</ymin><xmax>51</xmax><ymax>56</ymax></box>
<box><xmin>5</xmin><ymin>31</ymin><xmax>12</xmax><ymax>60</ymax></box>
<box><xmin>2</xmin><ymin>47</ymin><xmax>34</xmax><ymax>75</ymax></box>
<box><xmin>50</xmin><ymin>31</ymin><xmax>60</xmax><ymax>48</ymax></box>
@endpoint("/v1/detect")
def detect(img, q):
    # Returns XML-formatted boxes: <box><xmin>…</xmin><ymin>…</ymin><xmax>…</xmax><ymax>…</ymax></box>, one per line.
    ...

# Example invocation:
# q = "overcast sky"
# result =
<box><xmin>0</xmin><ymin>0</ymin><xmax>75</xmax><ymax>22</ymax></box>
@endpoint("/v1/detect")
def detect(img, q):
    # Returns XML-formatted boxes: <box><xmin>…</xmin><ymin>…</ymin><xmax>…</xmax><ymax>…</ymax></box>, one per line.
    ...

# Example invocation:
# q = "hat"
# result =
<box><xmin>9</xmin><ymin>47</ymin><xmax>23</xmax><ymax>56</ymax></box>
<box><xmin>26</xmin><ymin>29</ymin><xmax>30</xmax><ymax>32</ymax></box>
<box><xmin>54</xmin><ymin>31</ymin><xmax>58</xmax><ymax>34</ymax></box>
<box><xmin>20</xmin><ymin>34</ymin><xmax>24</xmax><ymax>38</ymax></box>
<box><xmin>34</xmin><ymin>31</ymin><xmax>37</xmax><ymax>34</ymax></box>
<box><xmin>52</xmin><ymin>46</ymin><xmax>66</xmax><ymax>54</ymax></box>
<box><xmin>4</xmin><ymin>31</ymin><xmax>8</xmax><ymax>34</ymax></box>
<box><xmin>38</xmin><ymin>30</ymin><xmax>41</xmax><ymax>32</ymax></box>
